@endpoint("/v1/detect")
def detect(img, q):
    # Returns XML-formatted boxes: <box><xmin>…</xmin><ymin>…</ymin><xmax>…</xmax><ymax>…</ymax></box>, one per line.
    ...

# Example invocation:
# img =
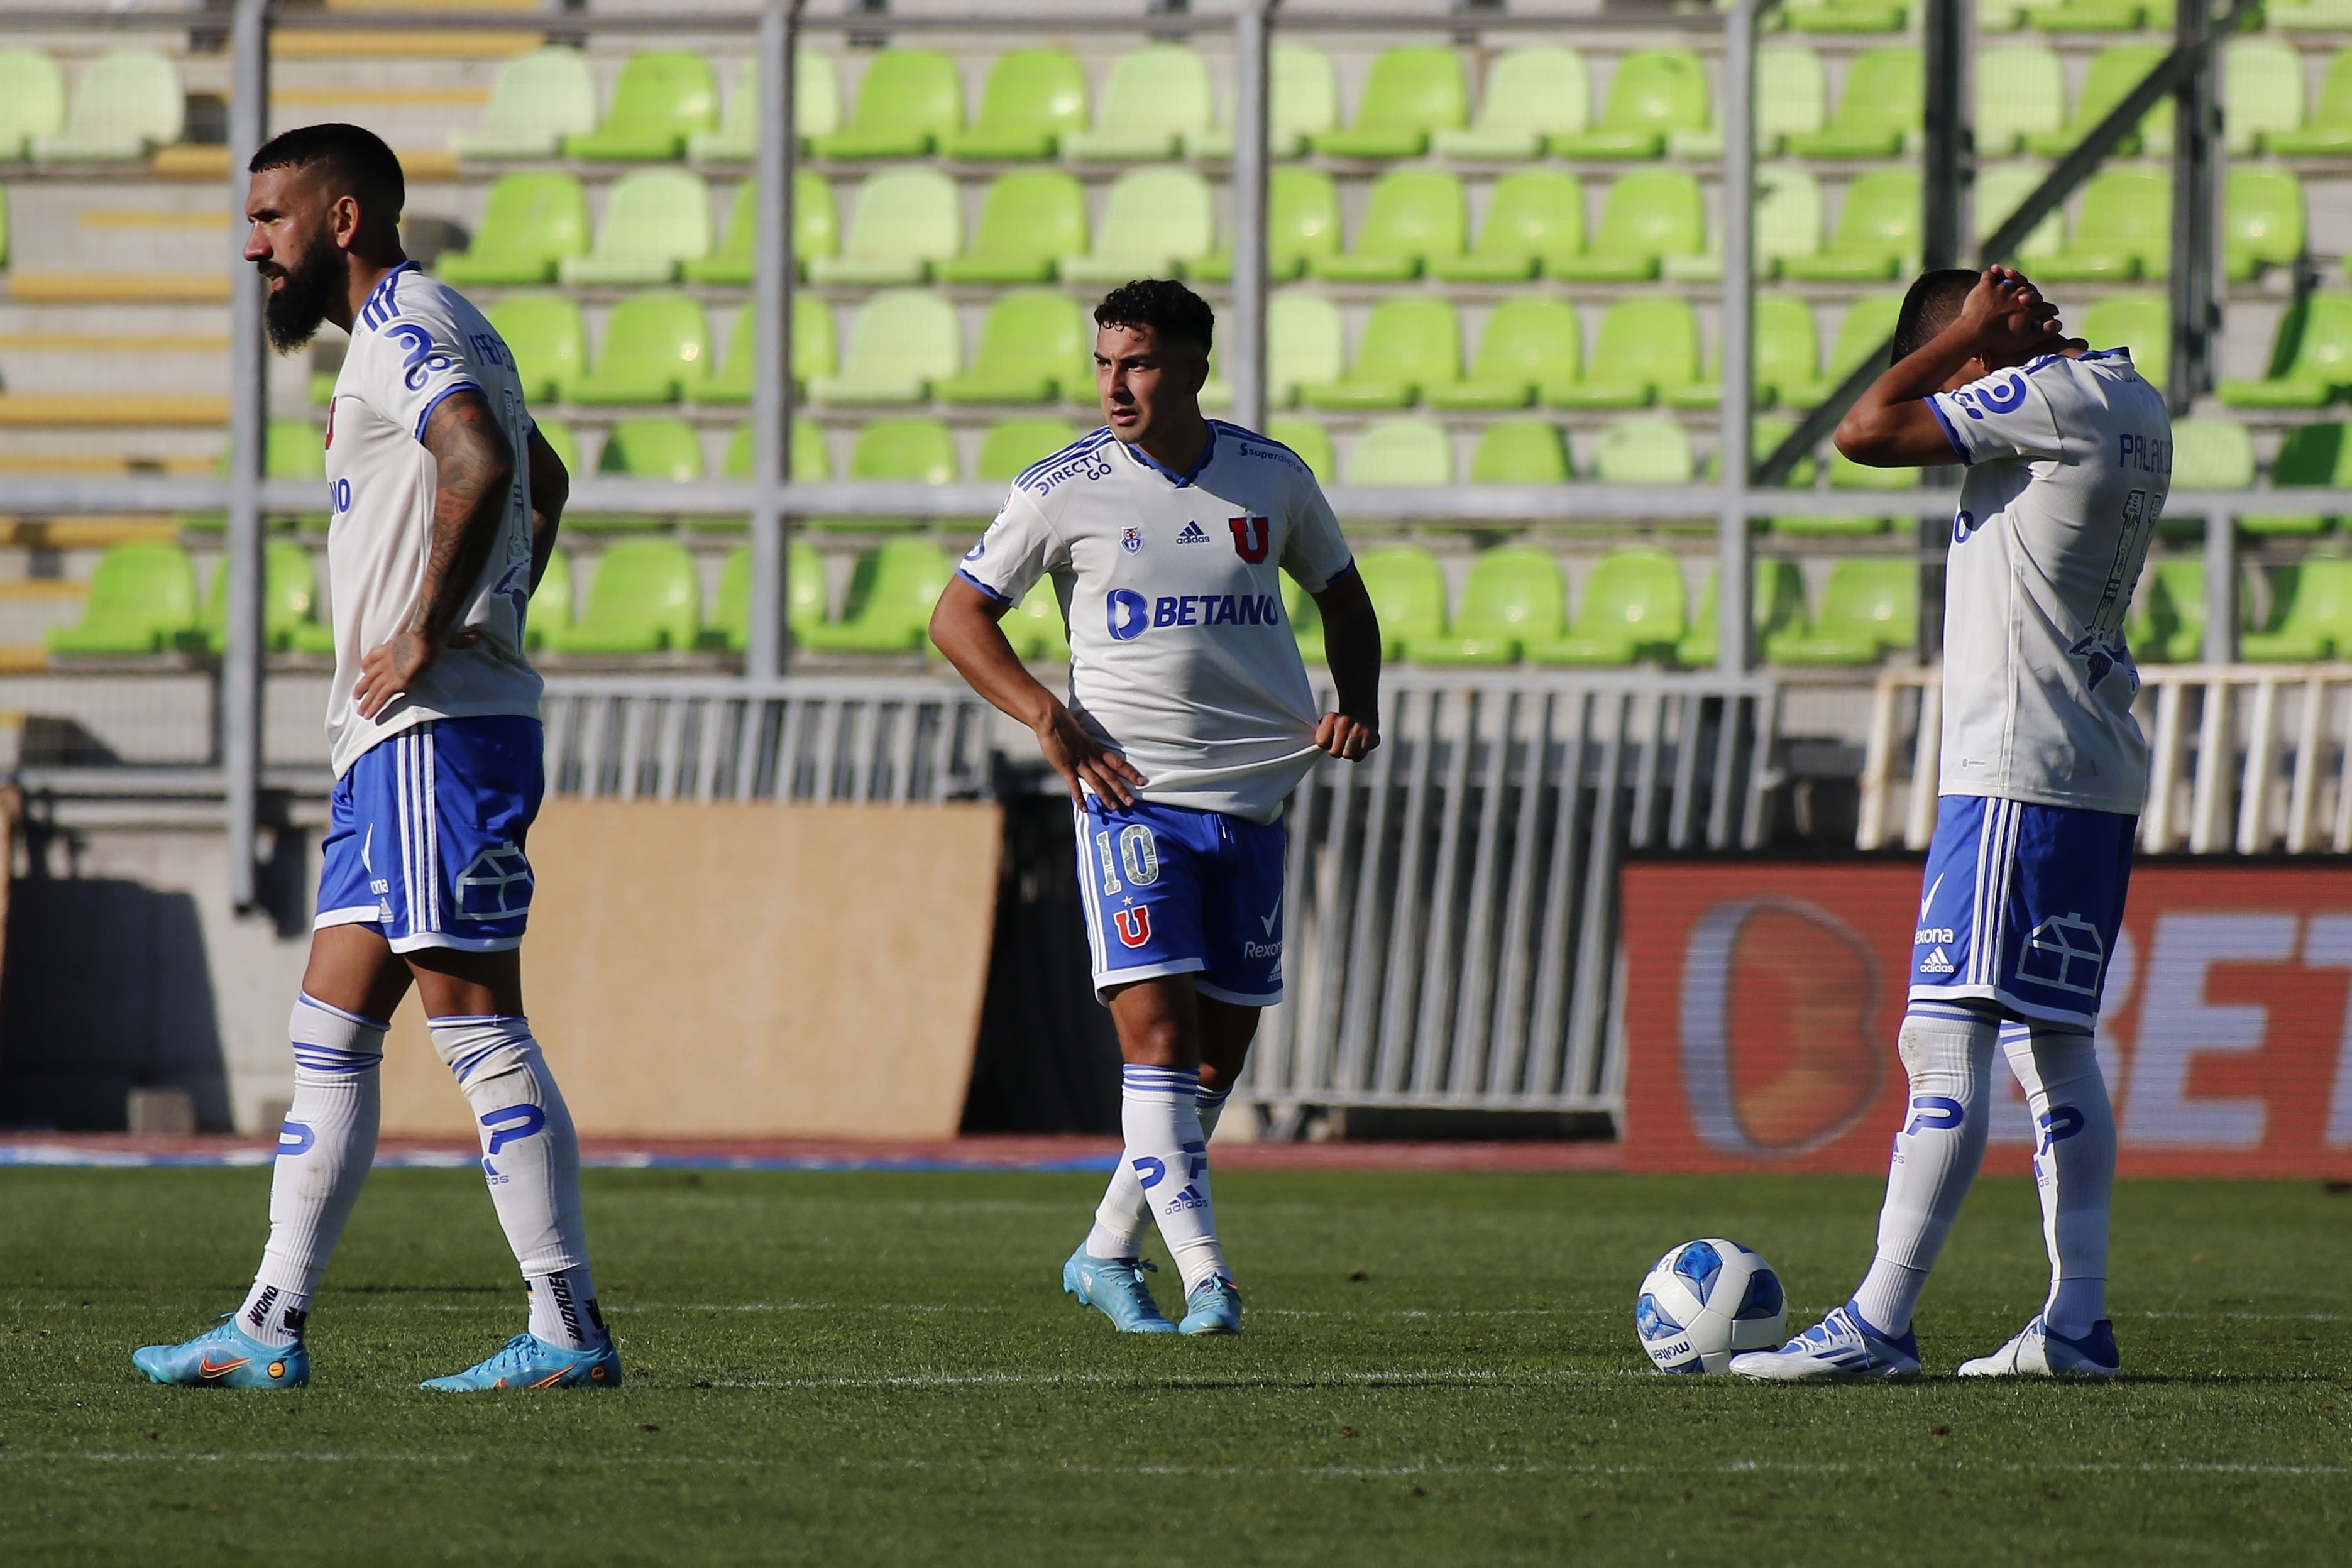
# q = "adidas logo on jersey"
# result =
<box><xmin>1920</xmin><ymin>946</ymin><xmax>1955</xmax><ymax>974</ymax></box>
<box><xmin>1177</xmin><ymin>521</ymin><xmax>1211</xmax><ymax>544</ymax></box>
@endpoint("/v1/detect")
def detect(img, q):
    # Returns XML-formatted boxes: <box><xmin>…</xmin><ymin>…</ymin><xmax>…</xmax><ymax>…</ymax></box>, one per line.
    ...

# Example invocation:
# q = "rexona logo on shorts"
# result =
<box><xmin>1106</xmin><ymin>590</ymin><xmax>1283</xmax><ymax>642</ymax></box>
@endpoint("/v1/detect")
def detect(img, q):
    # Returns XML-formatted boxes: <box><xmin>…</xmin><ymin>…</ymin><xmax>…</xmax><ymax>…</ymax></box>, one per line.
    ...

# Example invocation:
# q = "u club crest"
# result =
<box><xmin>1228</xmin><ymin>515</ymin><xmax>1270</xmax><ymax>563</ymax></box>
<box><xmin>1113</xmin><ymin>906</ymin><xmax>1152</xmax><ymax>947</ymax></box>
<box><xmin>1122</xmin><ymin>527</ymin><xmax>1142</xmax><ymax>554</ymax></box>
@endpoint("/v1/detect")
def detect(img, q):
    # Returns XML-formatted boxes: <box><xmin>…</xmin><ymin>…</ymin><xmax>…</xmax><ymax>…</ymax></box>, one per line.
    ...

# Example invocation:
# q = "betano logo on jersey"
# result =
<box><xmin>1106</xmin><ymin>589</ymin><xmax>1284</xmax><ymax>642</ymax></box>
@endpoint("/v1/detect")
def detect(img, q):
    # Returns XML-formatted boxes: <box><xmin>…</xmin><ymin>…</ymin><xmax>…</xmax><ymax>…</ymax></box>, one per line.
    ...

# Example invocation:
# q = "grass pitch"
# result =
<box><xmin>1</xmin><ymin>1166</ymin><xmax>2347</xmax><ymax>1565</ymax></box>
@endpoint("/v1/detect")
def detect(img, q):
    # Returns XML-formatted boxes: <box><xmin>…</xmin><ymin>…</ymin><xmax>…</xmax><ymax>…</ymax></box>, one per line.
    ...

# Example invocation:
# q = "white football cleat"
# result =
<box><xmin>1728</xmin><ymin>1302</ymin><xmax>1921</xmax><ymax>1381</ymax></box>
<box><xmin>1957</xmin><ymin>1315</ymin><xmax>2119</xmax><ymax>1378</ymax></box>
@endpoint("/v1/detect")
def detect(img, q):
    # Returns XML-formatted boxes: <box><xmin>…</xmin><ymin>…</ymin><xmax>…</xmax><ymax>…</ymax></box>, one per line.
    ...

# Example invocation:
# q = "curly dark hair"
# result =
<box><xmin>1093</xmin><ymin>278</ymin><xmax>1214</xmax><ymax>355</ymax></box>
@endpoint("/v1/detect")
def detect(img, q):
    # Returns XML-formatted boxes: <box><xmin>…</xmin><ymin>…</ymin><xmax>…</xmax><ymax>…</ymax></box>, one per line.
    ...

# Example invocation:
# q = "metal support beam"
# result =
<box><xmin>1228</xmin><ymin>0</ymin><xmax>1272</xmax><ymax>433</ymax></box>
<box><xmin>224</xmin><ymin>0</ymin><xmax>270</xmax><ymax>913</ymax></box>
<box><xmin>2170</xmin><ymin>0</ymin><xmax>2219</xmax><ymax>414</ymax></box>
<box><xmin>1717</xmin><ymin>0</ymin><xmax>1760</xmax><ymax>676</ymax></box>
<box><xmin>1918</xmin><ymin>0</ymin><xmax>1967</xmax><ymax>270</ymax></box>
<box><xmin>747</xmin><ymin>0</ymin><xmax>797</xmax><ymax>679</ymax></box>
<box><xmin>2204</xmin><ymin>510</ymin><xmax>2237</xmax><ymax>664</ymax></box>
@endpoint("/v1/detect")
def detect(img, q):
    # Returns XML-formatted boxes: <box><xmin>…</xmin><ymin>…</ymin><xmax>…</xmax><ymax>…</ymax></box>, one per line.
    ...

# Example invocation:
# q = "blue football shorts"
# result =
<box><xmin>316</xmin><ymin>716</ymin><xmax>544</xmax><ymax>954</ymax></box>
<box><xmin>1074</xmin><ymin>796</ymin><xmax>1287</xmax><ymax>1007</ymax></box>
<box><xmin>1909</xmin><ymin>794</ymin><xmax>2137</xmax><ymax>1029</ymax></box>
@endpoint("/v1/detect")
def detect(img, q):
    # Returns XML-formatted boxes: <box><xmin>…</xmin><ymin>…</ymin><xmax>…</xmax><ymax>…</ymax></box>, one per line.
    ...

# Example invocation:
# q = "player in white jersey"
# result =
<box><xmin>931</xmin><ymin>281</ymin><xmax>1383</xmax><ymax>1335</ymax></box>
<box><xmin>134</xmin><ymin>126</ymin><xmax>618</xmax><ymax>1393</ymax></box>
<box><xmin>1734</xmin><ymin>267</ymin><xmax>2171</xmax><ymax>1381</ymax></box>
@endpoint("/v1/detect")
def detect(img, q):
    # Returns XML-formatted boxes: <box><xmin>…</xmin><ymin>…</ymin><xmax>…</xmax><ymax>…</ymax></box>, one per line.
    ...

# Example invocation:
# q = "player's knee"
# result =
<box><xmin>289</xmin><ymin>992</ymin><xmax>388</xmax><ymax>1073</ymax></box>
<box><xmin>429</xmin><ymin>1014</ymin><xmax>540</xmax><ymax>1094</ymax></box>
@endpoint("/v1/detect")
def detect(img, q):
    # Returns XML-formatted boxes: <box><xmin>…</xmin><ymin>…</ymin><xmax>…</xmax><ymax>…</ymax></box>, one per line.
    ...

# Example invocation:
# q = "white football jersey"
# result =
<box><xmin>321</xmin><ymin>262</ymin><xmax>541</xmax><ymax>779</ymax></box>
<box><xmin>959</xmin><ymin>420</ymin><xmax>1356</xmax><ymax>823</ymax></box>
<box><xmin>1926</xmin><ymin>348</ymin><xmax>2172</xmax><ymax>815</ymax></box>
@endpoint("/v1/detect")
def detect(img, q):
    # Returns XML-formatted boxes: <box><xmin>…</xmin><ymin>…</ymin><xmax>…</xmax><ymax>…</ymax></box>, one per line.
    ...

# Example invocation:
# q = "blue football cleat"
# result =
<box><xmin>1959</xmin><ymin>1316</ymin><xmax>2119</xmax><ymax>1378</ymax></box>
<box><xmin>1063</xmin><ymin>1246</ymin><xmax>1177</xmax><ymax>1334</ymax></box>
<box><xmin>1177</xmin><ymin>1276</ymin><xmax>1243</xmax><ymax>1337</ymax></box>
<box><xmin>420</xmin><ymin>1332</ymin><xmax>623</xmax><ymax>1391</ymax></box>
<box><xmin>1727</xmin><ymin>1302</ymin><xmax>1920</xmax><ymax>1380</ymax></box>
<box><xmin>132</xmin><ymin>1317</ymin><xmax>309</xmax><ymax>1389</ymax></box>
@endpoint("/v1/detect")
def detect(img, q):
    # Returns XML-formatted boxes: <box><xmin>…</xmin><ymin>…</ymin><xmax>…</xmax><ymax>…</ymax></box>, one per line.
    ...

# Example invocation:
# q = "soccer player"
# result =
<box><xmin>1731</xmin><ymin>266</ymin><xmax>2172</xmax><ymax>1381</ymax></box>
<box><xmin>930</xmin><ymin>280</ymin><xmax>1382</xmax><ymax>1336</ymax></box>
<box><xmin>133</xmin><ymin>125</ymin><xmax>618</xmax><ymax>1391</ymax></box>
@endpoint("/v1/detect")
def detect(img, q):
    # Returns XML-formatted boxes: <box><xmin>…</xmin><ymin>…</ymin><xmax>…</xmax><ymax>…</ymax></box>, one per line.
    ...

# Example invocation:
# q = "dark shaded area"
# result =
<box><xmin>0</xmin><ymin>875</ymin><xmax>231</xmax><ymax>1131</ymax></box>
<box><xmin>960</xmin><ymin>790</ymin><xmax>1123</xmax><ymax>1135</ymax></box>
<box><xmin>1327</xmin><ymin>1108</ymin><xmax>1616</xmax><ymax>1142</ymax></box>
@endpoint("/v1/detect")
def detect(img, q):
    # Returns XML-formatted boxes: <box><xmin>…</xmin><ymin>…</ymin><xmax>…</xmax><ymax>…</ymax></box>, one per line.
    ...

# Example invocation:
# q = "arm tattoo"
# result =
<box><xmin>415</xmin><ymin>390</ymin><xmax>517</xmax><ymax>644</ymax></box>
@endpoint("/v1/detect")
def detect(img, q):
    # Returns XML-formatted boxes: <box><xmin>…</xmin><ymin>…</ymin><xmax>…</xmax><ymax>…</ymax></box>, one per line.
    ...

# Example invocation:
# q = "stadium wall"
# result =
<box><xmin>1620</xmin><ymin>858</ymin><xmax>2352</xmax><ymax>1180</ymax></box>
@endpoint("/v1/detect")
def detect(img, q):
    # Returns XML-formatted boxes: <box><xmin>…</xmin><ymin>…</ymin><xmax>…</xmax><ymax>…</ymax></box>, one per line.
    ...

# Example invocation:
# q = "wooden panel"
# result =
<box><xmin>380</xmin><ymin>797</ymin><xmax>1003</xmax><ymax>1140</ymax></box>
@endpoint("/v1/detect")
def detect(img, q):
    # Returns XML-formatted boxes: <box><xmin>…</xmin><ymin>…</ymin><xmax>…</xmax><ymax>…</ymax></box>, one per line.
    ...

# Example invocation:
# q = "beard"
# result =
<box><xmin>261</xmin><ymin>227</ymin><xmax>343</xmax><ymax>354</ymax></box>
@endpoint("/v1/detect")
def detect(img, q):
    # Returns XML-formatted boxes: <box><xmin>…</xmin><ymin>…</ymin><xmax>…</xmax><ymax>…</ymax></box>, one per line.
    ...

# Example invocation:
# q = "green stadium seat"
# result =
<box><xmin>1300</xmin><ymin>297</ymin><xmax>1459</xmax><ymax>412</ymax></box>
<box><xmin>1411</xmin><ymin>547</ymin><xmax>1566</xmax><ymax>665</ymax></box>
<box><xmin>1354</xmin><ymin>546</ymin><xmax>1448</xmax><ymax>661</ymax></box>
<box><xmin>697</xmin><ymin>293</ymin><xmax>838</xmax><ymax>405</ymax></box>
<box><xmin>1429</xmin><ymin>170</ymin><xmax>1582</xmax><ymax>283</ymax></box>
<box><xmin>1063</xmin><ymin>167</ymin><xmax>1214</xmax><ymax>286</ymax></box>
<box><xmin>799</xmin><ymin>539</ymin><xmax>952</xmax><ymax>654</ymax></box>
<box><xmin>1429</xmin><ymin>297</ymin><xmax>1581</xmax><ymax>412</ymax></box>
<box><xmin>2224</xmin><ymin>167</ymin><xmax>2304</xmax><ymax>283</ymax></box>
<box><xmin>1661</xmin><ymin>292</ymin><xmax>1820</xmax><ymax>412</ymax></box>
<box><xmin>2217</xmin><ymin>293</ymin><xmax>2352</xmax><ymax>410</ymax></box>
<box><xmin>2037</xmin><ymin>168</ymin><xmax>2169</xmax><ymax>283</ymax></box>
<box><xmin>2023</xmin><ymin>45</ymin><xmax>2172</xmax><ymax>158</ymax></box>
<box><xmin>181</xmin><ymin>419</ymin><xmax>328</xmax><ymax>534</ymax></box>
<box><xmin>1591</xmin><ymin>417</ymin><xmax>1695</xmax><ymax>485</ymax></box>
<box><xmin>941</xmin><ymin>171</ymin><xmax>1087</xmax><ymax>285</ymax></box>
<box><xmin>563</xmin><ymin>52</ymin><xmax>718</xmax><ymax>162</ymax></box>
<box><xmin>1975</xmin><ymin>162</ymin><xmax>2063</xmax><ymax>264</ymax></box>
<box><xmin>691</xmin><ymin>420</ymin><xmax>830</xmax><ymax>534</ymax></box>
<box><xmin>1470</xmin><ymin>420</ymin><xmax>1573</xmax><ymax>483</ymax></box>
<box><xmin>1664</xmin><ymin>162</ymin><xmax>1822</xmax><ymax>283</ymax></box>
<box><xmin>687</xmin><ymin>50</ymin><xmax>842</xmax><ymax>160</ymax></box>
<box><xmin>2124</xmin><ymin>558</ymin><xmax>2210</xmax><ymax>665</ymax></box>
<box><xmin>2244</xmin><ymin>423</ymin><xmax>2351</xmax><ymax>536</ymax></box>
<box><xmin>197</xmin><ymin>540</ymin><xmax>318</xmax><ymax>654</ymax></box>
<box><xmin>521</xmin><ymin>546</ymin><xmax>571</xmax><ymax>653</ymax></box>
<box><xmin>1784</xmin><ymin>0</ymin><xmax>1912</xmax><ymax>32</ymax></box>
<box><xmin>1192</xmin><ymin>43</ymin><xmax>1339</xmax><ymax>159</ymax></box>
<box><xmin>1549</xmin><ymin>48</ymin><xmax>1707</xmax><ymax>158</ymax></box>
<box><xmin>1548</xmin><ymin>297</ymin><xmax>1701</xmax><ymax>412</ymax></box>
<box><xmin>567</xmin><ymin>417</ymin><xmax>703</xmax><ymax>534</ymax></box>
<box><xmin>438</xmin><ymin>174</ymin><xmax>590</xmax><ymax>287</ymax></box>
<box><xmin>558</xmin><ymin>168</ymin><xmax>712</xmax><ymax>286</ymax></box>
<box><xmin>809</xmin><ymin>289</ymin><xmax>959</xmax><ymax>406</ymax></box>
<box><xmin>1781</xmin><ymin>170</ymin><xmax>1917</xmax><ymax>283</ymax></box>
<box><xmin>31</xmin><ymin>50</ymin><xmax>180</xmax><ymax>162</ymax></box>
<box><xmin>1741</xmin><ymin>415</ymin><xmax>1820</xmax><ymax>492</ymax></box>
<box><xmin>1063</xmin><ymin>44</ymin><xmax>1214</xmax><ymax>160</ymax></box>
<box><xmin>1344</xmin><ymin>418</ymin><xmax>1454</xmax><ymax>486</ymax></box>
<box><xmin>948</xmin><ymin>48</ymin><xmax>1087</xmax><ymax>160</ymax></box>
<box><xmin>1547</xmin><ymin>170</ymin><xmax>1705</xmax><ymax>283</ymax></box>
<box><xmin>1311</xmin><ymin>47</ymin><xmax>1467</xmax><ymax>159</ymax></box>
<box><xmin>571</xmin><ymin>293</ymin><xmax>711</xmax><ymax>406</ymax></box>
<box><xmin>2223</xmin><ymin>39</ymin><xmax>2304</xmax><ymax>156</ymax></box>
<box><xmin>2242</xmin><ymin>559</ymin><xmax>2352</xmax><ymax>662</ymax></box>
<box><xmin>937</xmin><ymin>290</ymin><xmax>1091</xmax><ymax>406</ymax></box>
<box><xmin>696</xmin><ymin>542</ymin><xmax>826</xmax><ymax>653</ymax></box>
<box><xmin>2165</xmin><ymin>415</ymin><xmax>2255</xmax><ymax>498</ymax></box>
<box><xmin>1003</xmin><ymin>578</ymin><xmax>1072</xmax><ymax>663</ymax></box>
<box><xmin>1675</xmin><ymin>559</ymin><xmax>1808</xmax><ymax>667</ymax></box>
<box><xmin>1189</xmin><ymin>168</ymin><xmax>1339</xmax><ymax>283</ymax></box>
<box><xmin>1671</xmin><ymin>45</ymin><xmax>1825</xmax><ymax>159</ymax></box>
<box><xmin>811</xmin><ymin>49</ymin><xmax>962</xmax><ymax>159</ymax></box>
<box><xmin>2026</xmin><ymin>0</ymin><xmax>2170</xmax><ymax>30</ymax></box>
<box><xmin>1776</xmin><ymin>447</ymin><xmax>1912</xmax><ymax>535</ymax></box>
<box><xmin>2265</xmin><ymin>49</ymin><xmax>2352</xmax><ymax>154</ymax></box>
<box><xmin>1266</xmin><ymin>420</ymin><xmax>1336</xmax><ymax>484</ymax></box>
<box><xmin>1434</xmin><ymin>46</ymin><xmax>1589</xmax><ymax>159</ymax></box>
<box><xmin>2274</xmin><ymin>0</ymin><xmax>2352</xmax><ymax>28</ymax></box>
<box><xmin>807</xmin><ymin>417</ymin><xmax>958</xmax><ymax>533</ymax></box>
<box><xmin>977</xmin><ymin>419</ymin><xmax>1082</xmax><ymax>482</ymax></box>
<box><xmin>2080</xmin><ymin>292</ymin><xmax>2169</xmax><ymax>395</ymax></box>
<box><xmin>1527</xmin><ymin>549</ymin><xmax>1686</xmax><ymax>666</ymax></box>
<box><xmin>1766</xmin><ymin>558</ymin><xmax>1917</xmax><ymax>666</ymax></box>
<box><xmin>1307</xmin><ymin>168</ymin><xmax>1465</xmax><ymax>283</ymax></box>
<box><xmin>683</xmin><ymin>170</ymin><xmax>838</xmax><ymax>285</ymax></box>
<box><xmin>1256</xmin><ymin>289</ymin><xmax>1344</xmax><ymax>408</ymax></box>
<box><xmin>1975</xmin><ymin>45</ymin><xmax>2065</xmax><ymax>156</ymax></box>
<box><xmin>808</xmin><ymin>168</ymin><xmax>960</xmax><ymax>286</ymax></box>
<box><xmin>549</xmin><ymin>542</ymin><xmax>700</xmax><ymax>654</ymax></box>
<box><xmin>450</xmin><ymin>46</ymin><xmax>596</xmax><ymax>159</ymax></box>
<box><xmin>1783</xmin><ymin>292</ymin><xmax>1900</xmax><ymax>410</ymax></box>
<box><xmin>1786</xmin><ymin>46</ymin><xmax>1919</xmax><ymax>158</ymax></box>
<box><xmin>0</xmin><ymin>48</ymin><xmax>64</xmax><ymax>160</ymax></box>
<box><xmin>48</xmin><ymin>542</ymin><xmax>198</xmax><ymax>655</ymax></box>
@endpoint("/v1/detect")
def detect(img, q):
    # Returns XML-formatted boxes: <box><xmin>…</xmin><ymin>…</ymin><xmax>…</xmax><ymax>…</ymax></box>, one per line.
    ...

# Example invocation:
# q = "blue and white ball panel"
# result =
<box><xmin>316</xmin><ymin>715</ymin><xmax>544</xmax><ymax>953</ymax></box>
<box><xmin>1910</xmin><ymin>794</ymin><xmax>2136</xmax><ymax>1028</ymax></box>
<box><xmin>1073</xmin><ymin>796</ymin><xmax>1286</xmax><ymax>1006</ymax></box>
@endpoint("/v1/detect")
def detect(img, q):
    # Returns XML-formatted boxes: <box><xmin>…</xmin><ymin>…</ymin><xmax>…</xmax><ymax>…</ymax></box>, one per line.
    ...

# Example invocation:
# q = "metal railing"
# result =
<box><xmin>1243</xmin><ymin>668</ymin><xmax>1781</xmax><ymax>1126</ymax></box>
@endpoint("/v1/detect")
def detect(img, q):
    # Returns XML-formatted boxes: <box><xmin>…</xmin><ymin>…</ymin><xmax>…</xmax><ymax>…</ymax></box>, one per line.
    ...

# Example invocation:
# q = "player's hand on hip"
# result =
<box><xmin>1316</xmin><ymin>710</ymin><xmax>1378</xmax><ymax>762</ymax></box>
<box><xmin>1035</xmin><ymin>703</ymin><xmax>1145</xmax><ymax>808</ymax></box>
<box><xmin>354</xmin><ymin>627</ymin><xmax>459</xmax><ymax>720</ymax></box>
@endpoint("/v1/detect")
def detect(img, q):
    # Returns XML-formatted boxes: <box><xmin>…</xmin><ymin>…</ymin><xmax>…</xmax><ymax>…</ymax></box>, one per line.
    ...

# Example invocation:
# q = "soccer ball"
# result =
<box><xmin>1634</xmin><ymin>1238</ymin><xmax>1788</xmax><ymax>1374</ymax></box>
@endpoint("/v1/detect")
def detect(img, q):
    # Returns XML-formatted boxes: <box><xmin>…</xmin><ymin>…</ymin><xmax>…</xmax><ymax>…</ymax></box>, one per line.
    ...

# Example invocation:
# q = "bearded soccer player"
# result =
<box><xmin>1732</xmin><ymin>266</ymin><xmax>2172</xmax><ymax>1381</ymax></box>
<box><xmin>931</xmin><ymin>280</ymin><xmax>1382</xmax><ymax>1336</ymax></box>
<box><xmin>133</xmin><ymin>124</ymin><xmax>617</xmax><ymax>1391</ymax></box>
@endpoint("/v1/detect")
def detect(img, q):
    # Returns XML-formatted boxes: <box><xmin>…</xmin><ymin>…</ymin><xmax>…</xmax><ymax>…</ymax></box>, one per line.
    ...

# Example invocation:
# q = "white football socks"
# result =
<box><xmin>429</xmin><ymin>1014</ymin><xmax>604</xmax><ymax>1350</ymax></box>
<box><xmin>2001</xmin><ymin>1021</ymin><xmax>2116</xmax><ymax>1340</ymax></box>
<box><xmin>1851</xmin><ymin>1004</ymin><xmax>1998</xmax><ymax>1338</ymax></box>
<box><xmin>241</xmin><ymin>994</ymin><xmax>388</xmax><ymax>1346</ymax></box>
<box><xmin>1085</xmin><ymin>1080</ymin><xmax>1228</xmax><ymax>1261</ymax></box>
<box><xmin>1116</xmin><ymin>1065</ymin><xmax>1231</xmax><ymax>1295</ymax></box>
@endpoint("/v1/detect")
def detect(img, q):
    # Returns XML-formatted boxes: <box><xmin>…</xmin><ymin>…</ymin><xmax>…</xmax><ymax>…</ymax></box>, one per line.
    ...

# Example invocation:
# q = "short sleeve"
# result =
<box><xmin>957</xmin><ymin>487</ymin><xmax>1065</xmax><ymax>606</ymax></box>
<box><xmin>1278</xmin><ymin>466</ymin><xmax>1354</xmax><ymax>594</ymax></box>
<box><xmin>1928</xmin><ymin>361</ymin><xmax>2067</xmax><ymax>467</ymax></box>
<box><xmin>351</xmin><ymin>282</ymin><xmax>493</xmax><ymax>442</ymax></box>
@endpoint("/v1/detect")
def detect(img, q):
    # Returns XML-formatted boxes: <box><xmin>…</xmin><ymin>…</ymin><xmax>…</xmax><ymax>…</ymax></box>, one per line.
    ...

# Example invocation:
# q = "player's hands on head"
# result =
<box><xmin>1034</xmin><ymin>701</ymin><xmax>1147</xmax><ymax>808</ymax></box>
<box><xmin>354</xmin><ymin>624</ymin><xmax>475</xmax><ymax>720</ymax></box>
<box><xmin>1955</xmin><ymin>266</ymin><xmax>2065</xmax><ymax>364</ymax></box>
<box><xmin>1315</xmin><ymin>710</ymin><xmax>1378</xmax><ymax>762</ymax></box>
